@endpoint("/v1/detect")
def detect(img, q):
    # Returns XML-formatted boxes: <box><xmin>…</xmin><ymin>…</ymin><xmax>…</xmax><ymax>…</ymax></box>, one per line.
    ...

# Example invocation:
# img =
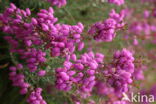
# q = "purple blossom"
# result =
<box><xmin>27</xmin><ymin>88</ymin><xmax>47</xmax><ymax>104</ymax></box>
<box><xmin>9</xmin><ymin>64</ymin><xmax>30</xmax><ymax>95</ymax></box>
<box><xmin>55</xmin><ymin>51</ymin><xmax>104</xmax><ymax>94</ymax></box>
<box><xmin>47</xmin><ymin>0</ymin><xmax>67</xmax><ymax>8</ymax></box>
<box><xmin>108</xmin><ymin>0</ymin><xmax>125</xmax><ymax>6</ymax></box>
<box><xmin>88</xmin><ymin>9</ymin><xmax>125</xmax><ymax>42</ymax></box>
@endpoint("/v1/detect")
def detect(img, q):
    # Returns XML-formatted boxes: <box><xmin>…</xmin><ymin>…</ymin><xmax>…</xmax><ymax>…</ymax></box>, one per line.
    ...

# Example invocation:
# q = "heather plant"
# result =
<box><xmin>0</xmin><ymin>0</ymin><xmax>156</xmax><ymax>104</ymax></box>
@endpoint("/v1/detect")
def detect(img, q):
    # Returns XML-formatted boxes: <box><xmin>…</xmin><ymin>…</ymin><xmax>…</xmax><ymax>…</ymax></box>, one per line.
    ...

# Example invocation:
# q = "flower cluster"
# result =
<box><xmin>112</xmin><ymin>49</ymin><xmax>134</xmax><ymax>93</ymax></box>
<box><xmin>0</xmin><ymin>4</ymin><xmax>47</xmax><ymax>73</ymax></box>
<box><xmin>33</xmin><ymin>7</ymin><xmax>84</xmax><ymax>57</ymax></box>
<box><xmin>55</xmin><ymin>52</ymin><xmax>104</xmax><ymax>95</ymax></box>
<box><xmin>9</xmin><ymin>64</ymin><xmax>30</xmax><ymax>95</ymax></box>
<box><xmin>47</xmin><ymin>0</ymin><xmax>67</xmax><ymax>8</ymax></box>
<box><xmin>27</xmin><ymin>88</ymin><xmax>47</xmax><ymax>104</ymax></box>
<box><xmin>129</xmin><ymin>22</ymin><xmax>156</xmax><ymax>36</ymax></box>
<box><xmin>105</xmin><ymin>68</ymin><xmax>133</xmax><ymax>95</ymax></box>
<box><xmin>133</xmin><ymin>65</ymin><xmax>146</xmax><ymax>80</ymax></box>
<box><xmin>22</xmin><ymin>48</ymin><xmax>46</xmax><ymax>72</ymax></box>
<box><xmin>101</xmin><ymin>49</ymin><xmax>135</xmax><ymax>96</ymax></box>
<box><xmin>95</xmin><ymin>80</ymin><xmax>114</xmax><ymax>95</ymax></box>
<box><xmin>108</xmin><ymin>0</ymin><xmax>125</xmax><ymax>6</ymax></box>
<box><xmin>88</xmin><ymin>9</ymin><xmax>125</xmax><ymax>42</ymax></box>
<box><xmin>112</xmin><ymin>49</ymin><xmax>135</xmax><ymax>73</ymax></box>
<box><xmin>124</xmin><ymin>8</ymin><xmax>156</xmax><ymax>44</ymax></box>
<box><xmin>48</xmin><ymin>23</ymin><xmax>84</xmax><ymax>57</ymax></box>
<box><xmin>0</xmin><ymin>3</ymin><xmax>84</xmax><ymax>74</ymax></box>
<box><xmin>109</xmin><ymin>9</ymin><xmax>126</xmax><ymax>28</ymax></box>
<box><xmin>0</xmin><ymin>3</ymin><xmax>85</xmax><ymax>103</ymax></box>
<box><xmin>88</xmin><ymin>19</ymin><xmax>116</xmax><ymax>42</ymax></box>
<box><xmin>55</xmin><ymin>67</ymin><xmax>73</xmax><ymax>91</ymax></box>
<box><xmin>0</xmin><ymin>3</ymin><xmax>32</xmax><ymax>33</ymax></box>
<box><xmin>35</xmin><ymin>7</ymin><xmax>58</xmax><ymax>28</ymax></box>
